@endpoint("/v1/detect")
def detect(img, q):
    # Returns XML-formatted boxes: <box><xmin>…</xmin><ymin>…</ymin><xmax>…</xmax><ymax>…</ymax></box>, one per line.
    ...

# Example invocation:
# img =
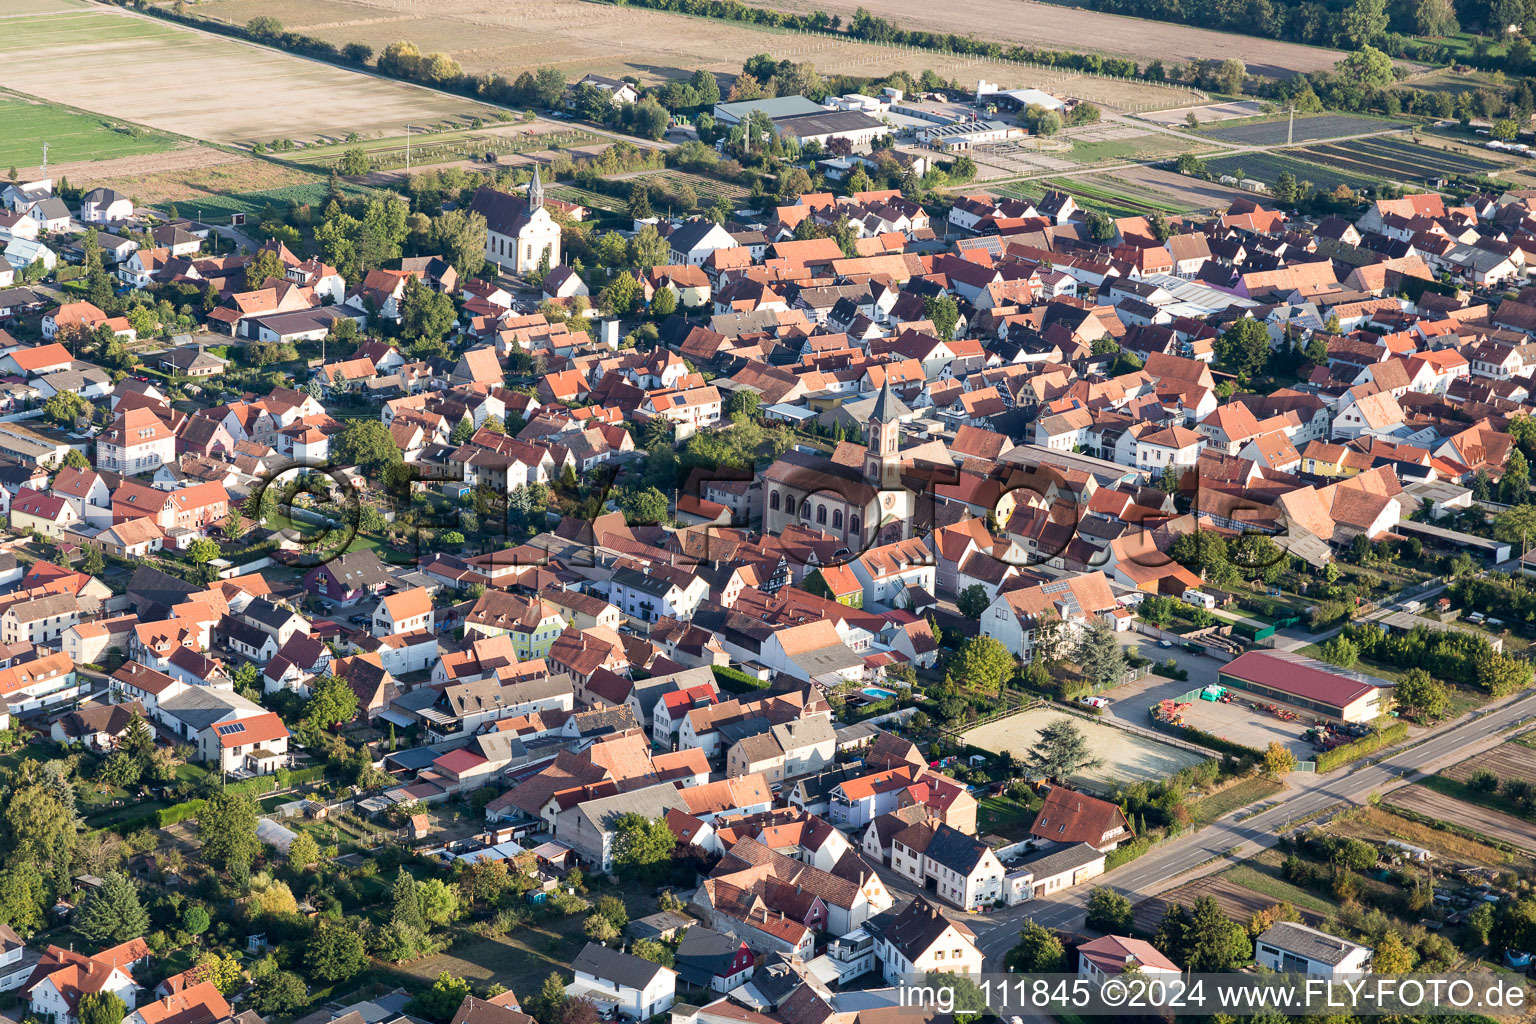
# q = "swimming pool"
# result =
<box><xmin>863</xmin><ymin>686</ymin><xmax>896</xmax><ymax>700</ymax></box>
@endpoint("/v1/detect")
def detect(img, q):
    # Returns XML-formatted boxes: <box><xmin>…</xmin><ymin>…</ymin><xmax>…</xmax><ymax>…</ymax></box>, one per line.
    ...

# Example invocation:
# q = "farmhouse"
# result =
<box><xmin>1218</xmin><ymin>650</ymin><xmax>1389</xmax><ymax>723</ymax></box>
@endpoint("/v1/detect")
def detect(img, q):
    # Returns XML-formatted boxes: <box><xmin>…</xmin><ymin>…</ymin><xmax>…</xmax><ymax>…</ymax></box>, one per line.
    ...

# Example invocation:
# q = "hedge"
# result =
<box><xmin>157</xmin><ymin>799</ymin><xmax>207</xmax><ymax>827</ymax></box>
<box><xmin>1146</xmin><ymin>715</ymin><xmax>1262</xmax><ymax>763</ymax></box>
<box><xmin>711</xmin><ymin>665</ymin><xmax>770</xmax><ymax>694</ymax></box>
<box><xmin>1314</xmin><ymin>721</ymin><xmax>1409</xmax><ymax>773</ymax></box>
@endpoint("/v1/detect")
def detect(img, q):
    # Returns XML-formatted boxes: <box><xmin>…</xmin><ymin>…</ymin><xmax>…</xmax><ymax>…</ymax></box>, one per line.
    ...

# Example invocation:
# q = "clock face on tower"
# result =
<box><xmin>883</xmin><ymin>493</ymin><xmax>895</xmax><ymax>509</ymax></box>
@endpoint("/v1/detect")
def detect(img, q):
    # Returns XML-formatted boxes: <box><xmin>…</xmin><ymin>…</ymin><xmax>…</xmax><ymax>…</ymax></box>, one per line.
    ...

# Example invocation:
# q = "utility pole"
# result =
<box><xmin>405</xmin><ymin>125</ymin><xmax>415</xmax><ymax>173</ymax></box>
<box><xmin>41</xmin><ymin>141</ymin><xmax>47</xmax><ymax>176</ymax></box>
<box><xmin>1287</xmin><ymin>104</ymin><xmax>1295</xmax><ymax>147</ymax></box>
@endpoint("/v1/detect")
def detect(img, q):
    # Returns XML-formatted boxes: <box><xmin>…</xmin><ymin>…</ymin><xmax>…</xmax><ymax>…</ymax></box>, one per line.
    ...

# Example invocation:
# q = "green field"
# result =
<box><xmin>0</xmin><ymin>92</ymin><xmax>180</xmax><ymax>169</ymax></box>
<box><xmin>994</xmin><ymin>174</ymin><xmax>1193</xmax><ymax>217</ymax></box>
<box><xmin>174</xmin><ymin>181</ymin><xmax>378</xmax><ymax>223</ymax></box>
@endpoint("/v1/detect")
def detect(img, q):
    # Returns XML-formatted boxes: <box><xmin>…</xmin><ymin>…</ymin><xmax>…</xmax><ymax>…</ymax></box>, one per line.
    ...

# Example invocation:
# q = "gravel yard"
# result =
<box><xmin>963</xmin><ymin>707</ymin><xmax>1206</xmax><ymax>793</ymax></box>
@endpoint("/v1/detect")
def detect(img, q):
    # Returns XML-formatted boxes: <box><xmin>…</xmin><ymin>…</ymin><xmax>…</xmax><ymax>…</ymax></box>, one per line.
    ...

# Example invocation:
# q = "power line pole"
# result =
<box><xmin>1287</xmin><ymin>105</ymin><xmax>1295</xmax><ymax>147</ymax></box>
<box><xmin>41</xmin><ymin>141</ymin><xmax>47</xmax><ymax>176</ymax></box>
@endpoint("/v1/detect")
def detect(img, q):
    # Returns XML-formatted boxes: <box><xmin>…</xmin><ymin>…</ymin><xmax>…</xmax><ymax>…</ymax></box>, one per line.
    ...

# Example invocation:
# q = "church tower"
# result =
<box><xmin>528</xmin><ymin>165</ymin><xmax>544</xmax><ymax>211</ymax></box>
<box><xmin>864</xmin><ymin>376</ymin><xmax>910</xmax><ymax>491</ymax></box>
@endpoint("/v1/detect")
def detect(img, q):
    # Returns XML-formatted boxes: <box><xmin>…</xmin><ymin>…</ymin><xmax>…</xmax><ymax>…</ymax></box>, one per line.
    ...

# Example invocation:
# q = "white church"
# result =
<box><xmin>469</xmin><ymin>167</ymin><xmax>562</xmax><ymax>276</ymax></box>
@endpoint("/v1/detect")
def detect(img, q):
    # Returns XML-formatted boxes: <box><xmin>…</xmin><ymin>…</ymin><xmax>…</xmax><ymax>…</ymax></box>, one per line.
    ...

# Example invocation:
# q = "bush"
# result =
<box><xmin>1314</xmin><ymin>722</ymin><xmax>1409</xmax><ymax>773</ymax></box>
<box><xmin>711</xmin><ymin>664</ymin><xmax>769</xmax><ymax>694</ymax></box>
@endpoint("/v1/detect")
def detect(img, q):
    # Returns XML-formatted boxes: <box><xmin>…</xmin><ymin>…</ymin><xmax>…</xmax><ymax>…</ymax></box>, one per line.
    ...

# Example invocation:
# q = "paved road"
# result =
<box><xmin>970</xmin><ymin>684</ymin><xmax>1536</xmax><ymax>966</ymax></box>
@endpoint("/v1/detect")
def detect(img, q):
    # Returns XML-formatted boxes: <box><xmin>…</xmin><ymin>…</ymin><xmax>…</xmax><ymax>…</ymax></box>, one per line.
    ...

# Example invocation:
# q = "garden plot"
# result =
<box><xmin>1140</xmin><ymin>100</ymin><xmax>1264</xmax><ymax>126</ymax></box>
<box><xmin>962</xmin><ymin>708</ymin><xmax>1205</xmax><ymax>793</ymax></box>
<box><xmin>1131</xmin><ymin>874</ymin><xmax>1329</xmax><ymax>936</ymax></box>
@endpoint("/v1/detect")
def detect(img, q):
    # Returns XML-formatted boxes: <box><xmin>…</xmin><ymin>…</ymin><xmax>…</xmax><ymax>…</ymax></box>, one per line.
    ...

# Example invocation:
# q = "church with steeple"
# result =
<box><xmin>468</xmin><ymin>165</ymin><xmax>562</xmax><ymax>277</ymax></box>
<box><xmin>761</xmin><ymin>377</ymin><xmax>916</xmax><ymax>550</ymax></box>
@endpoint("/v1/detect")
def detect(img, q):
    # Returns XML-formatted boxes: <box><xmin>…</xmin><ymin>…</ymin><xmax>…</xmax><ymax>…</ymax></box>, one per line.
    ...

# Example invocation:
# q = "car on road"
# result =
<box><xmin>1158</xmin><ymin>639</ymin><xmax>1173</xmax><ymax>648</ymax></box>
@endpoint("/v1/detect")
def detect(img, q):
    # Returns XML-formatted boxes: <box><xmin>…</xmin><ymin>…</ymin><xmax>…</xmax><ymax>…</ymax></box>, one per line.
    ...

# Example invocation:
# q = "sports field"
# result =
<box><xmin>962</xmin><ymin>708</ymin><xmax>1206</xmax><ymax>793</ymax></box>
<box><xmin>0</xmin><ymin>0</ymin><xmax>504</xmax><ymax>146</ymax></box>
<box><xmin>178</xmin><ymin>0</ymin><xmax>1199</xmax><ymax>110</ymax></box>
<box><xmin>0</xmin><ymin>93</ymin><xmax>180</xmax><ymax>169</ymax></box>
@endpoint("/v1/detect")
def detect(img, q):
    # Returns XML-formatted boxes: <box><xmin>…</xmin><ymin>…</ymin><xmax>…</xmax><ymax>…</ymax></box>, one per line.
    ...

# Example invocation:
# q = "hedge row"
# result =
<box><xmin>712</xmin><ymin>665</ymin><xmax>770</xmax><ymax>694</ymax></box>
<box><xmin>1145</xmin><ymin>715</ymin><xmax>1262</xmax><ymax>763</ymax></box>
<box><xmin>1314</xmin><ymin>721</ymin><xmax>1409</xmax><ymax>773</ymax></box>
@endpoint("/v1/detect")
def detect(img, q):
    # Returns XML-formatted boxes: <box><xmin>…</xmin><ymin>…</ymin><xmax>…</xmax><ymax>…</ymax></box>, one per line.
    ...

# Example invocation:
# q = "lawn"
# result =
<box><xmin>0</xmin><ymin>92</ymin><xmax>180</xmax><ymax>168</ymax></box>
<box><xmin>1187</xmin><ymin>776</ymin><xmax>1283</xmax><ymax>827</ymax></box>
<box><xmin>976</xmin><ymin>792</ymin><xmax>1040</xmax><ymax>841</ymax></box>
<box><xmin>1219</xmin><ymin>864</ymin><xmax>1337</xmax><ymax>916</ymax></box>
<box><xmin>174</xmin><ymin>181</ymin><xmax>378</xmax><ymax>225</ymax></box>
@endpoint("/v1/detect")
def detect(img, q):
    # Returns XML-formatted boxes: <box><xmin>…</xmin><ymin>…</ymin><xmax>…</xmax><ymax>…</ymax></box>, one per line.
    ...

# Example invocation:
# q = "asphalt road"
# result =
<box><xmin>970</xmin><ymin>684</ymin><xmax>1536</xmax><ymax>967</ymax></box>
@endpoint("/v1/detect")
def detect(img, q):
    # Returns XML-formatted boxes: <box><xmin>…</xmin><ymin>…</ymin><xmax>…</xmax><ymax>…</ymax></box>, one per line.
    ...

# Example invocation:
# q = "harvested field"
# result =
<box><xmin>1202</xmin><ymin>134</ymin><xmax>1507</xmax><ymax>193</ymax></box>
<box><xmin>283</xmin><ymin>122</ymin><xmax>599</xmax><ymax>174</ymax></box>
<box><xmin>1112</xmin><ymin>164</ymin><xmax>1257</xmax><ymax>207</ymax></box>
<box><xmin>1386</xmin><ymin>785</ymin><xmax>1536</xmax><ymax>855</ymax></box>
<box><xmin>180</xmin><ymin>0</ymin><xmax>1199</xmax><ymax>109</ymax></box>
<box><xmin>10</xmin><ymin>149</ymin><xmax>319</xmax><ymax>208</ymax></box>
<box><xmin>0</xmin><ymin>0</ymin><xmax>504</xmax><ymax>145</ymax></box>
<box><xmin>1141</xmin><ymin>100</ymin><xmax>1265</xmax><ymax>125</ymax></box>
<box><xmin>739</xmin><ymin>0</ymin><xmax>1347</xmax><ymax>76</ymax></box>
<box><xmin>1444</xmin><ymin>743</ymin><xmax>1536</xmax><ymax>787</ymax></box>
<box><xmin>962</xmin><ymin>708</ymin><xmax>1205</xmax><ymax>792</ymax></box>
<box><xmin>990</xmin><ymin>172</ymin><xmax>1215</xmax><ymax>217</ymax></box>
<box><xmin>1199</xmin><ymin>113</ymin><xmax>1407</xmax><ymax>145</ymax></box>
<box><xmin>1131</xmin><ymin>875</ymin><xmax>1328</xmax><ymax>937</ymax></box>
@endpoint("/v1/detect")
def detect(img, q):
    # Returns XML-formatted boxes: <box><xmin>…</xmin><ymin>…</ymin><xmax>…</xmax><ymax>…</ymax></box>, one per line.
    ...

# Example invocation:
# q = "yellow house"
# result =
<box><xmin>805</xmin><ymin>564</ymin><xmax>864</xmax><ymax>607</ymax></box>
<box><xmin>1299</xmin><ymin>441</ymin><xmax>1371</xmax><ymax>479</ymax></box>
<box><xmin>9</xmin><ymin>488</ymin><xmax>79</xmax><ymax>540</ymax></box>
<box><xmin>544</xmin><ymin>590</ymin><xmax>623</xmax><ymax>631</ymax></box>
<box><xmin>465</xmin><ymin>591</ymin><xmax>569</xmax><ymax>659</ymax></box>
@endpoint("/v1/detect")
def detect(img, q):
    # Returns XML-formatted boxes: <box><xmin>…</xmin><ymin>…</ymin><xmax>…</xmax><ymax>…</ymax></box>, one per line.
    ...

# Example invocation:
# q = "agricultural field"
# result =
<box><xmin>283</xmin><ymin>123</ymin><xmax>599</xmax><ymax>175</ymax></box>
<box><xmin>991</xmin><ymin>171</ymin><xmax>1218</xmax><ymax>217</ymax></box>
<box><xmin>962</xmin><ymin>708</ymin><xmax>1206</xmax><ymax>793</ymax></box>
<box><xmin>1130</xmin><ymin>874</ymin><xmax>1329</xmax><ymax>937</ymax></box>
<box><xmin>1201</xmin><ymin>133</ymin><xmax>1510</xmax><ymax>192</ymax></box>
<box><xmin>169</xmin><ymin>182</ymin><xmax>379</xmax><ymax>223</ymax></box>
<box><xmin>177</xmin><ymin>0</ymin><xmax>1200</xmax><ymax>110</ymax></box>
<box><xmin>1443</xmin><ymin>742</ymin><xmax>1536</xmax><ymax>787</ymax></box>
<box><xmin>38</xmin><ymin>150</ymin><xmax>321</xmax><ymax>209</ymax></box>
<box><xmin>625</xmin><ymin>169</ymin><xmax>751</xmax><ymax>205</ymax></box>
<box><xmin>738</xmin><ymin>0</ymin><xmax>1347</xmax><ymax>75</ymax></box>
<box><xmin>1386</xmin><ymin>785</ymin><xmax>1536</xmax><ymax>855</ymax></box>
<box><xmin>1199</xmin><ymin>113</ymin><xmax>1407</xmax><ymax>146</ymax></box>
<box><xmin>1347</xmin><ymin>805</ymin><xmax>1524</xmax><ymax>868</ymax></box>
<box><xmin>548</xmin><ymin>184</ymin><xmax>627</xmax><ymax>214</ymax></box>
<box><xmin>0</xmin><ymin>0</ymin><xmax>505</xmax><ymax>146</ymax></box>
<box><xmin>0</xmin><ymin>92</ymin><xmax>181</xmax><ymax>170</ymax></box>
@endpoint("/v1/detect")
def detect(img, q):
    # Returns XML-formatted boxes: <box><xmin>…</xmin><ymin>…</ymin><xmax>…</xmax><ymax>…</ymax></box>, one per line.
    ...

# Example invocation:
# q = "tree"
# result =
<box><xmin>193</xmin><ymin>951</ymin><xmax>244</xmax><ymax>995</ymax></box>
<box><xmin>1372</xmin><ymin>930</ymin><xmax>1416</xmax><ymax>973</ymax></box>
<box><xmin>1392</xmin><ymin>668</ymin><xmax>1449</xmax><ymax>720</ymax></box>
<box><xmin>528</xmin><ymin>973</ymin><xmax>570</xmax><ymax>1024</ymax></box>
<box><xmin>1415</xmin><ymin>0</ymin><xmax>1459</xmax><ymax>35</ymax></box>
<box><xmin>183</xmin><ymin>903</ymin><xmax>210</xmax><ymax>937</ymax></box>
<box><xmin>627</xmin><ymin>224</ymin><xmax>670</xmax><ymax>269</ymax></box>
<box><xmin>650</xmin><ymin>286</ymin><xmax>677</xmax><ymax>317</ymax></box>
<box><xmin>333</xmin><ymin>419</ymin><xmax>403</xmax><ymax>477</ymax></box>
<box><xmin>618</xmin><ymin>486</ymin><xmax>669</xmax><ymax>525</ymax></box>
<box><xmin>1494</xmin><ymin>118</ymin><xmax>1521</xmax><ymax>142</ymax></box>
<box><xmin>408</xmin><ymin>973</ymin><xmax>472</xmax><ymax>1024</ymax></box>
<box><xmin>924</xmin><ymin>293</ymin><xmax>960</xmax><ymax>341</ymax></box>
<box><xmin>74</xmin><ymin>872</ymin><xmax>149</xmax><ymax>943</ymax></box>
<box><xmin>1493</xmin><ymin>503</ymin><xmax>1536</xmax><ymax>545</ymax></box>
<box><xmin>198</xmin><ymin>793</ymin><xmax>260</xmax><ymax>871</ymax></box>
<box><xmin>1336</xmin><ymin>45</ymin><xmax>1395</xmax><ymax>93</ymax></box>
<box><xmin>1085</xmin><ymin>887</ymin><xmax>1134</xmax><ymax>932</ymax></box>
<box><xmin>1318</xmin><ymin>635</ymin><xmax>1358</xmax><ymax>669</ymax></box>
<box><xmin>1008</xmin><ymin>921</ymin><xmax>1064</xmax><ymax>972</ymax></box>
<box><xmin>287</xmin><ymin>832</ymin><xmax>319</xmax><ymax>869</ymax></box>
<box><xmin>249</xmin><ymin>961</ymin><xmax>308</xmax><ymax>1017</ymax></box>
<box><xmin>584</xmin><ymin>913</ymin><xmax>619</xmax><ymax>942</ymax></box>
<box><xmin>1262</xmin><ymin>741</ymin><xmax>1297</xmax><ymax>779</ymax></box>
<box><xmin>78</xmin><ymin>991</ymin><xmax>127</xmax><ymax>1024</ymax></box>
<box><xmin>632</xmin><ymin>938</ymin><xmax>674</xmax><ymax>967</ymax></box>
<box><xmin>1340</xmin><ymin>0</ymin><xmax>1388</xmax><ymax>47</ymax></box>
<box><xmin>1026</xmin><ymin>719</ymin><xmax>1102</xmax><ymax>783</ymax></box>
<box><xmin>307</xmin><ymin>924</ymin><xmax>368</xmax><ymax>982</ymax></box>
<box><xmin>949</xmin><ymin>636</ymin><xmax>1015</xmax><ymax>695</ymax></box>
<box><xmin>399</xmin><ymin>277</ymin><xmax>457</xmax><ymax>344</ymax></box>
<box><xmin>305</xmin><ymin>673</ymin><xmax>360</xmax><ymax>731</ymax></box>
<box><xmin>245</xmin><ymin>249</ymin><xmax>286</xmax><ymax>291</ymax></box>
<box><xmin>957</xmin><ymin>584</ymin><xmax>989</xmax><ymax>620</ymax></box>
<box><xmin>1165</xmin><ymin>895</ymin><xmax>1249</xmax><ymax>971</ymax></box>
<box><xmin>1216</xmin><ymin>317</ymin><xmax>1271</xmax><ymax>377</ymax></box>
<box><xmin>186</xmin><ymin>537</ymin><xmax>221</xmax><ymax>564</ymax></box>
<box><xmin>1074</xmin><ymin>616</ymin><xmax>1127</xmax><ymax>688</ymax></box>
<box><xmin>611</xmin><ymin>812</ymin><xmax>676</xmax><ymax>877</ymax></box>
<box><xmin>64</xmin><ymin>448</ymin><xmax>91</xmax><ymax>470</ymax></box>
<box><xmin>1504</xmin><ymin>448</ymin><xmax>1532</xmax><ymax>504</ymax></box>
<box><xmin>430</xmin><ymin>209</ymin><xmax>487</xmax><ymax>278</ymax></box>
